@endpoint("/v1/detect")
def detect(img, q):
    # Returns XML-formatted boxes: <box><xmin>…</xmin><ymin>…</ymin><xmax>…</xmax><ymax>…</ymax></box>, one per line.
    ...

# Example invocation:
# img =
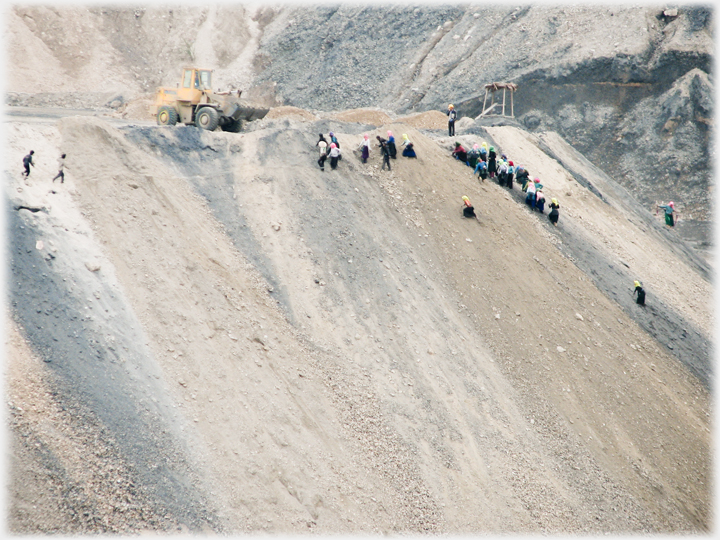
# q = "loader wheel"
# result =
<box><xmin>221</xmin><ymin>119</ymin><xmax>242</xmax><ymax>133</ymax></box>
<box><xmin>195</xmin><ymin>107</ymin><xmax>220</xmax><ymax>131</ymax></box>
<box><xmin>157</xmin><ymin>106</ymin><xmax>178</xmax><ymax>126</ymax></box>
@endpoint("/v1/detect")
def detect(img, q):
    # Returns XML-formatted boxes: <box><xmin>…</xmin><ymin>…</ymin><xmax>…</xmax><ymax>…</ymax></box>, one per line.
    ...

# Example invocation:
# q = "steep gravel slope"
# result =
<box><xmin>5</xmin><ymin>111</ymin><xmax>711</xmax><ymax>534</ymax></box>
<box><xmin>6</xmin><ymin>5</ymin><xmax>713</xmax><ymax>248</ymax></box>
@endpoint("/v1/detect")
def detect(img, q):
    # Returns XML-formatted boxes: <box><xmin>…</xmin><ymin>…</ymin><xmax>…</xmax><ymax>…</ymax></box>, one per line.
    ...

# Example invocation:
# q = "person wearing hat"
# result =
<box><xmin>327</xmin><ymin>142</ymin><xmax>341</xmax><ymax>170</ymax></box>
<box><xmin>359</xmin><ymin>134</ymin><xmax>370</xmax><ymax>163</ymax></box>
<box><xmin>633</xmin><ymin>280</ymin><xmax>646</xmax><ymax>306</ymax></box>
<box><xmin>474</xmin><ymin>159</ymin><xmax>488</xmax><ymax>181</ymax></box>
<box><xmin>657</xmin><ymin>201</ymin><xmax>677</xmax><ymax>227</ymax></box>
<box><xmin>535</xmin><ymin>189</ymin><xmax>546</xmax><ymax>213</ymax></box>
<box><xmin>317</xmin><ymin>134</ymin><xmax>328</xmax><ymax>170</ymax></box>
<box><xmin>525</xmin><ymin>178</ymin><xmax>537</xmax><ymax>208</ymax></box>
<box><xmin>452</xmin><ymin>141</ymin><xmax>468</xmax><ymax>163</ymax></box>
<box><xmin>487</xmin><ymin>146</ymin><xmax>497</xmax><ymax>178</ymax></box>
<box><xmin>400</xmin><ymin>134</ymin><xmax>417</xmax><ymax>158</ymax></box>
<box><xmin>386</xmin><ymin>131</ymin><xmax>397</xmax><ymax>159</ymax></box>
<box><xmin>548</xmin><ymin>198</ymin><xmax>560</xmax><ymax>226</ymax></box>
<box><xmin>447</xmin><ymin>104</ymin><xmax>457</xmax><ymax>136</ymax></box>
<box><xmin>506</xmin><ymin>160</ymin><xmax>515</xmax><ymax>190</ymax></box>
<box><xmin>461</xmin><ymin>195</ymin><xmax>479</xmax><ymax>221</ymax></box>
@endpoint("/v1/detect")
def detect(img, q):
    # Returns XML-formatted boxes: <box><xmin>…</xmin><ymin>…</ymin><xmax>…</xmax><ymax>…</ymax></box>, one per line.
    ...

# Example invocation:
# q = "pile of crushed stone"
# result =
<box><xmin>396</xmin><ymin>110</ymin><xmax>449</xmax><ymax>130</ymax></box>
<box><xmin>265</xmin><ymin>106</ymin><xmax>318</xmax><ymax>121</ymax></box>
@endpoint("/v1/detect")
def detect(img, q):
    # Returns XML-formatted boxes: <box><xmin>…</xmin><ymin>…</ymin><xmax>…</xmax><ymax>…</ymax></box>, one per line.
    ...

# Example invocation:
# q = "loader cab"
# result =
<box><xmin>177</xmin><ymin>68</ymin><xmax>213</xmax><ymax>102</ymax></box>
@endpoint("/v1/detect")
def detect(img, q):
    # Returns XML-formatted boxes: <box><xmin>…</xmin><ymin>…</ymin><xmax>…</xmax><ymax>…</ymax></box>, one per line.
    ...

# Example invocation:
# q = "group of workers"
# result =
<box><xmin>316</xmin><ymin>130</ymin><xmax>418</xmax><ymax>172</ymax></box>
<box><xmin>21</xmin><ymin>150</ymin><xmax>68</xmax><ymax>183</ymax></box>
<box><xmin>452</xmin><ymin>140</ymin><xmax>560</xmax><ymax>226</ymax></box>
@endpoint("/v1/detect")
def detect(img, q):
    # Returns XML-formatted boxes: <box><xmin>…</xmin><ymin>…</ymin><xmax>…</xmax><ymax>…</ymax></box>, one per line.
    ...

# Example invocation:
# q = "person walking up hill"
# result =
<box><xmin>52</xmin><ymin>153</ymin><xmax>68</xmax><ymax>183</ymax></box>
<box><xmin>22</xmin><ymin>150</ymin><xmax>35</xmax><ymax>178</ymax></box>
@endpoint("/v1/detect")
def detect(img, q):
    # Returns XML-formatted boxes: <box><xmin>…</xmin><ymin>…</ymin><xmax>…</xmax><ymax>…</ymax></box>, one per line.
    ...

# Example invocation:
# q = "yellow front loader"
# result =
<box><xmin>152</xmin><ymin>67</ymin><xmax>269</xmax><ymax>132</ymax></box>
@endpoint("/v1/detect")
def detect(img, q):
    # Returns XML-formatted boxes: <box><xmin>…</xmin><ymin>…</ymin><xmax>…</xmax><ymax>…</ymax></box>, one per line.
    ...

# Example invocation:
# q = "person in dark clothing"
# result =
<box><xmin>452</xmin><ymin>142</ymin><xmax>467</xmax><ymax>163</ymax></box>
<box><xmin>387</xmin><ymin>131</ymin><xmax>397</xmax><ymax>159</ymax></box>
<box><xmin>317</xmin><ymin>134</ymin><xmax>328</xmax><ymax>170</ymax></box>
<box><xmin>474</xmin><ymin>160</ymin><xmax>488</xmax><ymax>181</ymax></box>
<box><xmin>22</xmin><ymin>150</ymin><xmax>35</xmax><ymax>177</ymax></box>
<box><xmin>377</xmin><ymin>136</ymin><xmax>391</xmax><ymax>171</ymax></box>
<box><xmin>548</xmin><ymin>198</ymin><xmax>560</xmax><ymax>226</ymax></box>
<box><xmin>400</xmin><ymin>134</ymin><xmax>417</xmax><ymax>158</ymax></box>
<box><xmin>516</xmin><ymin>166</ymin><xmax>529</xmax><ymax>188</ymax></box>
<box><xmin>447</xmin><ymin>104</ymin><xmax>457</xmax><ymax>136</ymax></box>
<box><xmin>487</xmin><ymin>146</ymin><xmax>497</xmax><ymax>178</ymax></box>
<box><xmin>506</xmin><ymin>161</ymin><xmax>515</xmax><ymax>189</ymax></box>
<box><xmin>462</xmin><ymin>196</ymin><xmax>479</xmax><ymax>221</ymax></box>
<box><xmin>327</xmin><ymin>143</ymin><xmax>341</xmax><ymax>170</ymax></box>
<box><xmin>633</xmin><ymin>281</ymin><xmax>646</xmax><ymax>306</ymax></box>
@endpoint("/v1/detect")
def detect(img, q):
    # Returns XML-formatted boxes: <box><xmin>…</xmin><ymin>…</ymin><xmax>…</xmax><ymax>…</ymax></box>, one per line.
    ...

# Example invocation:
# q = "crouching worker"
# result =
<box><xmin>461</xmin><ymin>195</ymin><xmax>479</xmax><ymax>221</ymax></box>
<box><xmin>633</xmin><ymin>280</ymin><xmax>646</xmax><ymax>306</ymax></box>
<box><xmin>474</xmin><ymin>159</ymin><xmax>488</xmax><ymax>181</ymax></box>
<box><xmin>452</xmin><ymin>142</ymin><xmax>468</xmax><ymax>163</ymax></box>
<box><xmin>401</xmin><ymin>134</ymin><xmax>417</xmax><ymax>157</ymax></box>
<box><xmin>548</xmin><ymin>198</ymin><xmax>560</xmax><ymax>226</ymax></box>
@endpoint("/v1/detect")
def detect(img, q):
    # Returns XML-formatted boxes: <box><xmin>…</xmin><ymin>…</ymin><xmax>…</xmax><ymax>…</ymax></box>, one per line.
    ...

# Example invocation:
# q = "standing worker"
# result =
<box><xmin>387</xmin><ymin>131</ymin><xmax>397</xmax><ymax>159</ymax></box>
<box><xmin>487</xmin><ymin>146</ymin><xmax>497</xmax><ymax>178</ymax></box>
<box><xmin>657</xmin><ymin>201</ymin><xmax>677</xmax><ymax>227</ymax></box>
<box><xmin>633</xmin><ymin>280</ymin><xmax>646</xmax><ymax>306</ymax></box>
<box><xmin>21</xmin><ymin>150</ymin><xmax>35</xmax><ymax>178</ymax></box>
<box><xmin>52</xmin><ymin>153</ymin><xmax>68</xmax><ymax>183</ymax></box>
<box><xmin>447</xmin><ymin>104</ymin><xmax>457</xmax><ymax>137</ymax></box>
<box><xmin>377</xmin><ymin>136</ymin><xmax>391</xmax><ymax>171</ymax></box>
<box><xmin>327</xmin><ymin>143</ymin><xmax>341</xmax><ymax>170</ymax></box>
<box><xmin>317</xmin><ymin>134</ymin><xmax>328</xmax><ymax>171</ymax></box>
<box><xmin>359</xmin><ymin>134</ymin><xmax>370</xmax><ymax>163</ymax></box>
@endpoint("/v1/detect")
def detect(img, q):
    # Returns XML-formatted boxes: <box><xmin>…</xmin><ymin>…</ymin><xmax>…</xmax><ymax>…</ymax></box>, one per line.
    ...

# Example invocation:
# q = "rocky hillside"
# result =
<box><xmin>5</xmin><ymin>105</ymin><xmax>712</xmax><ymax>534</ymax></box>
<box><xmin>3</xmin><ymin>3</ymin><xmax>714</xmax><ymax>536</ymax></box>
<box><xmin>5</xmin><ymin>5</ymin><xmax>713</xmax><ymax>251</ymax></box>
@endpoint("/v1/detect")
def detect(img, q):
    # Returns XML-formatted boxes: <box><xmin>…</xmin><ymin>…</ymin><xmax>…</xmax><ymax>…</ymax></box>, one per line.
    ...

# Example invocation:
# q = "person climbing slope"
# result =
<box><xmin>461</xmin><ymin>195</ymin><xmax>479</xmax><ymax>221</ymax></box>
<box><xmin>329</xmin><ymin>131</ymin><xmax>341</xmax><ymax>160</ymax></box>
<box><xmin>487</xmin><ymin>146</ymin><xmax>497</xmax><ymax>178</ymax></box>
<box><xmin>548</xmin><ymin>198</ymin><xmax>560</xmax><ymax>226</ymax></box>
<box><xmin>479</xmin><ymin>142</ymin><xmax>488</xmax><ymax>163</ymax></box>
<box><xmin>474</xmin><ymin>159</ymin><xmax>488</xmax><ymax>181</ymax></box>
<box><xmin>387</xmin><ymin>131</ymin><xmax>397</xmax><ymax>159</ymax></box>
<box><xmin>452</xmin><ymin>142</ymin><xmax>467</xmax><ymax>163</ymax></box>
<box><xmin>633</xmin><ymin>280</ymin><xmax>646</xmax><ymax>306</ymax></box>
<box><xmin>22</xmin><ymin>150</ymin><xmax>35</xmax><ymax>178</ymax></box>
<box><xmin>327</xmin><ymin>142</ymin><xmax>341</xmax><ymax>170</ymax></box>
<box><xmin>359</xmin><ymin>134</ymin><xmax>370</xmax><ymax>163</ymax></box>
<box><xmin>377</xmin><ymin>136</ymin><xmax>391</xmax><ymax>171</ymax></box>
<box><xmin>657</xmin><ymin>201</ymin><xmax>678</xmax><ymax>227</ymax></box>
<box><xmin>467</xmin><ymin>144</ymin><xmax>480</xmax><ymax>169</ymax></box>
<box><xmin>317</xmin><ymin>134</ymin><xmax>328</xmax><ymax>170</ymax></box>
<box><xmin>525</xmin><ymin>177</ymin><xmax>537</xmax><ymax>208</ymax></box>
<box><xmin>506</xmin><ymin>160</ymin><xmax>515</xmax><ymax>190</ymax></box>
<box><xmin>52</xmin><ymin>153</ymin><xmax>68</xmax><ymax>183</ymax></box>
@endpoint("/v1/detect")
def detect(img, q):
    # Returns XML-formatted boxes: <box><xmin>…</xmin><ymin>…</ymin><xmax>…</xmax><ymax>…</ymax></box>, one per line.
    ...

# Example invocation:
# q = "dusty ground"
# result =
<box><xmin>4</xmin><ymin>102</ymin><xmax>711</xmax><ymax>533</ymax></box>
